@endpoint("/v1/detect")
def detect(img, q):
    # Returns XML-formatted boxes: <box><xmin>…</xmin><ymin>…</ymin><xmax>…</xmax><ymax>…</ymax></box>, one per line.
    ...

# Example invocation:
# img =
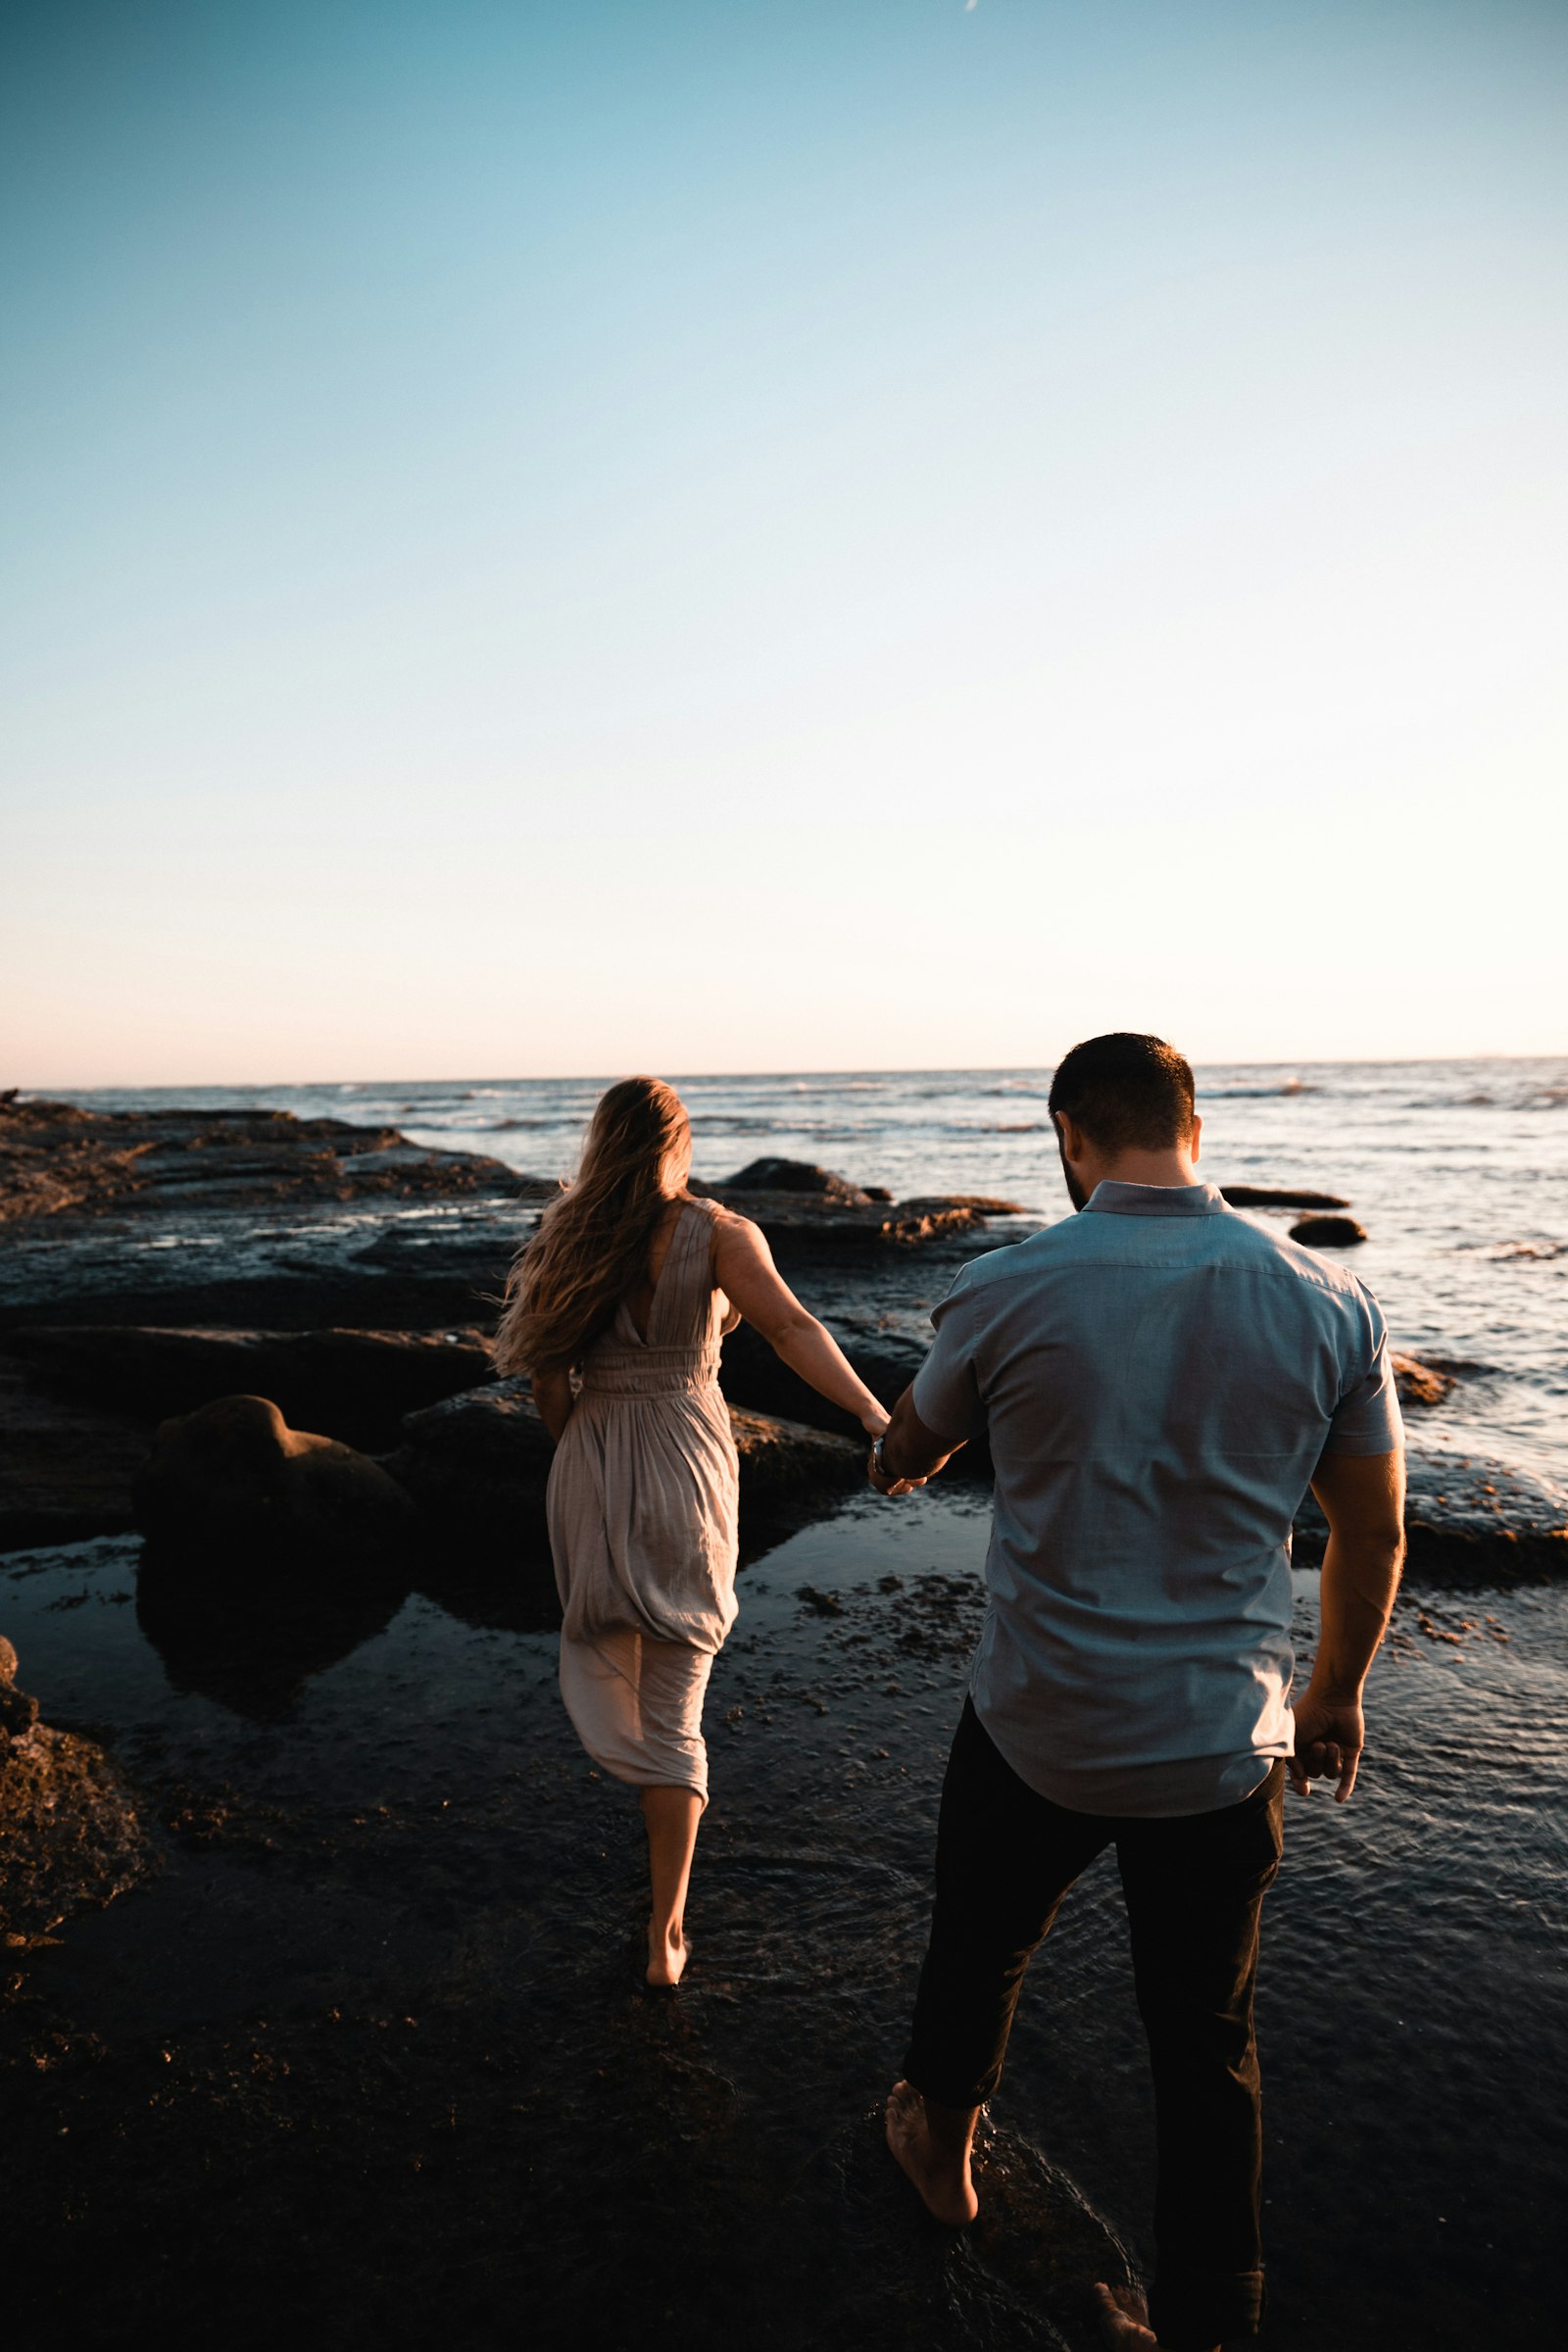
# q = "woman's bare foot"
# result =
<box><xmin>883</xmin><ymin>2080</ymin><xmax>980</xmax><ymax>2225</ymax></box>
<box><xmin>646</xmin><ymin>1920</ymin><xmax>688</xmax><ymax>1987</ymax></box>
<box><xmin>1093</xmin><ymin>2281</ymin><xmax>1216</xmax><ymax>2352</ymax></box>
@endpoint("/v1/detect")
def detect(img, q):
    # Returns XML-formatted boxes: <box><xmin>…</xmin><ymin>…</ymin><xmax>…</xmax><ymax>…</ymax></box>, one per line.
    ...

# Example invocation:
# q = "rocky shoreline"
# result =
<box><xmin>2</xmin><ymin>1094</ymin><xmax>1563</xmax><ymax>1580</ymax></box>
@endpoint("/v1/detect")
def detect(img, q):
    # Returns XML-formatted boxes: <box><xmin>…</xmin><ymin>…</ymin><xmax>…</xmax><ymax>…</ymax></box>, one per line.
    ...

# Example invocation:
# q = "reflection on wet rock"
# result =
<box><xmin>135</xmin><ymin>1542</ymin><xmax>406</xmax><ymax>1720</ymax></box>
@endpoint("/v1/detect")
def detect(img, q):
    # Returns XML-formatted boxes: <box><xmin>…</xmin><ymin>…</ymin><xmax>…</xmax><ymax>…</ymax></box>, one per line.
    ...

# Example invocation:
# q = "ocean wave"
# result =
<box><xmin>1200</xmin><ymin>1083</ymin><xmax>1320</xmax><ymax>1100</ymax></box>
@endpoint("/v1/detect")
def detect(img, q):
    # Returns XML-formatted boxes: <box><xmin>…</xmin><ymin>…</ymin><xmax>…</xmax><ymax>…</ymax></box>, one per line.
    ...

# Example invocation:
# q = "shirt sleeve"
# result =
<box><xmin>910</xmin><ymin>1272</ymin><xmax>984</xmax><ymax>1443</ymax></box>
<box><xmin>1322</xmin><ymin>1282</ymin><xmax>1405</xmax><ymax>1456</ymax></box>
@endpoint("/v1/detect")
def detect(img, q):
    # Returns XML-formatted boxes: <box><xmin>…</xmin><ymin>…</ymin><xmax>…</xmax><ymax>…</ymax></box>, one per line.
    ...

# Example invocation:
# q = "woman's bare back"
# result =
<box><xmin>620</xmin><ymin>1198</ymin><xmax>695</xmax><ymax>1344</ymax></box>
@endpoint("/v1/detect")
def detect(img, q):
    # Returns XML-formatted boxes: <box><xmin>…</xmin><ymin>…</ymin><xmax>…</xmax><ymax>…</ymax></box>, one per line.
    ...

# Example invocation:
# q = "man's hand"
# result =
<box><xmin>866</xmin><ymin>1444</ymin><xmax>922</xmax><ymax>1499</ymax></box>
<box><xmin>1295</xmin><ymin>1447</ymin><xmax>1404</xmax><ymax>1806</ymax></box>
<box><xmin>1288</xmin><ymin>1688</ymin><xmax>1365</xmax><ymax>1801</ymax></box>
<box><xmin>866</xmin><ymin>1385</ymin><xmax>963</xmax><ymax>1498</ymax></box>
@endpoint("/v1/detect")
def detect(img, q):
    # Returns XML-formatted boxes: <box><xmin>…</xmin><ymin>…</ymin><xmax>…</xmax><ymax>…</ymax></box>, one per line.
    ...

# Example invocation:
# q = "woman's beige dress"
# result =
<box><xmin>549</xmin><ymin>1197</ymin><xmax>739</xmax><ymax>1804</ymax></box>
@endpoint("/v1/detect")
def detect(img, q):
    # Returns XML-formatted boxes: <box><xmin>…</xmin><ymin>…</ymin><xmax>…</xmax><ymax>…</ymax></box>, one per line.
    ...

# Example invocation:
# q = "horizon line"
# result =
<box><xmin>18</xmin><ymin>1048</ymin><xmax>1566</xmax><ymax>1098</ymax></box>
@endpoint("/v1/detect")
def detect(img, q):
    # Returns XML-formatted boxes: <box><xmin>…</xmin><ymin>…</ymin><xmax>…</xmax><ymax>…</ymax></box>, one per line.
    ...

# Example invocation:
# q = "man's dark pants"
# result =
<box><xmin>904</xmin><ymin>1700</ymin><xmax>1286</xmax><ymax>2352</ymax></box>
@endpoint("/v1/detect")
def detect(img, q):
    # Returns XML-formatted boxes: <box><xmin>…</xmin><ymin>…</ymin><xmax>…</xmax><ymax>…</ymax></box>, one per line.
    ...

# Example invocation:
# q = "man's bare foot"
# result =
<box><xmin>646</xmin><ymin>1921</ymin><xmax>688</xmax><ymax>1987</ymax></box>
<box><xmin>883</xmin><ymin>2080</ymin><xmax>979</xmax><ymax>2225</ymax></box>
<box><xmin>1093</xmin><ymin>2281</ymin><xmax>1217</xmax><ymax>2352</ymax></box>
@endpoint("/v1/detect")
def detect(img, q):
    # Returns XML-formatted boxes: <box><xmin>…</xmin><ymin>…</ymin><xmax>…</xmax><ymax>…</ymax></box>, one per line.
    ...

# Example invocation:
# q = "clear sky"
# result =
<box><xmin>4</xmin><ymin>0</ymin><xmax>1565</xmax><ymax>1086</ymax></box>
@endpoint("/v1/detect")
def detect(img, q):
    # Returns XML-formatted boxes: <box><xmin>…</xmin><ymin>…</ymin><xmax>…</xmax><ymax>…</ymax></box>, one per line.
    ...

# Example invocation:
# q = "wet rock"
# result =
<box><xmin>133</xmin><ymin>1396</ymin><xmax>414</xmax><ymax>1569</ymax></box>
<box><xmin>1289</xmin><ymin>1214</ymin><xmax>1367</xmax><ymax>1248</ymax></box>
<box><xmin>0</xmin><ymin>1639</ymin><xmax>150</xmax><ymax>1946</ymax></box>
<box><xmin>387</xmin><ymin>1377</ymin><xmax>556</xmax><ymax>1539</ymax></box>
<box><xmin>713</xmin><ymin>1157</ymin><xmax>876</xmax><ymax>1203</ymax></box>
<box><xmin>0</xmin><ymin>1351</ymin><xmax>149</xmax><ymax>1550</ymax></box>
<box><xmin>1293</xmin><ymin>1448</ymin><xmax>1568</xmax><ymax>1587</ymax></box>
<box><xmin>728</xmin><ymin>1407</ymin><xmax>866</xmax><ymax>1511</ymax></box>
<box><xmin>691</xmin><ymin>1165</ymin><xmax>1028</xmax><ymax>1257</ymax></box>
<box><xmin>1392</xmin><ymin>1354</ymin><xmax>1457</xmax><ymax>1408</ymax></box>
<box><xmin>719</xmin><ymin>1324</ymin><xmax>993</xmax><ymax>1482</ymax></box>
<box><xmin>387</xmin><ymin>1377</ymin><xmax>867</xmax><ymax>1547</ymax></box>
<box><xmin>7</xmin><ymin>1324</ymin><xmax>495</xmax><ymax>1454</ymax></box>
<box><xmin>0</xmin><ymin>1633</ymin><xmax>40</xmax><ymax>1739</ymax></box>
<box><xmin>1222</xmin><ymin>1186</ymin><xmax>1350</xmax><ymax>1209</ymax></box>
<box><xmin>705</xmin><ymin>1192</ymin><xmax>997</xmax><ymax>1256</ymax></box>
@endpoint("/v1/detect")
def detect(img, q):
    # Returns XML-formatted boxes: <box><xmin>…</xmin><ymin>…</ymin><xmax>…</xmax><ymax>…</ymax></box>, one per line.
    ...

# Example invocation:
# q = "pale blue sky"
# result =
<box><xmin>4</xmin><ymin>0</ymin><xmax>1565</xmax><ymax>1084</ymax></box>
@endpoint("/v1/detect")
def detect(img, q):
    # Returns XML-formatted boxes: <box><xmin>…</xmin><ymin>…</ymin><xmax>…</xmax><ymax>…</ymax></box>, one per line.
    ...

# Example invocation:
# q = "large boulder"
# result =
<box><xmin>133</xmin><ymin>1395</ymin><xmax>413</xmax><ymax>1569</ymax></box>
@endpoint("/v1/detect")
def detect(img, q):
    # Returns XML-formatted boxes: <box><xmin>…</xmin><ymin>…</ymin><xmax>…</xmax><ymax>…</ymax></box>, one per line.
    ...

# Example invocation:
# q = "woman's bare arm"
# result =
<box><xmin>532</xmin><ymin>1367</ymin><xmax>576</xmax><ymax>1443</ymax></box>
<box><xmin>711</xmin><ymin>1211</ymin><xmax>890</xmax><ymax>1435</ymax></box>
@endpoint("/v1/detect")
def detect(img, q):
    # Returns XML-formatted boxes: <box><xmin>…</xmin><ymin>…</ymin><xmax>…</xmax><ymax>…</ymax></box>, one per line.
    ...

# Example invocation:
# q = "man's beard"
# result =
<box><xmin>1057</xmin><ymin>1142</ymin><xmax>1090</xmax><ymax>1212</ymax></box>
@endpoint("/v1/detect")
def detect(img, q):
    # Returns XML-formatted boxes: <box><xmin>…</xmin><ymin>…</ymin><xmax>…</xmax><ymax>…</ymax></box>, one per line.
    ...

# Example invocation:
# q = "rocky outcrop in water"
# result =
<box><xmin>692</xmin><ymin>1160</ymin><xmax>1033</xmax><ymax>1256</ymax></box>
<box><xmin>1291</xmin><ymin>1449</ymin><xmax>1568</xmax><ymax>1587</ymax></box>
<box><xmin>1222</xmin><ymin>1186</ymin><xmax>1350</xmax><ymax>1209</ymax></box>
<box><xmin>1392</xmin><ymin>1354</ymin><xmax>1457</xmax><ymax>1407</ymax></box>
<box><xmin>1290</xmin><ymin>1214</ymin><xmax>1367</xmax><ymax>1248</ymax></box>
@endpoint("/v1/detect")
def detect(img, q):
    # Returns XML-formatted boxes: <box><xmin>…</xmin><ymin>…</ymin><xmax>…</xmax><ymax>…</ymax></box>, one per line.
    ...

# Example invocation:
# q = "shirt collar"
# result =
<box><xmin>1083</xmin><ymin>1180</ymin><xmax>1228</xmax><ymax>1217</ymax></box>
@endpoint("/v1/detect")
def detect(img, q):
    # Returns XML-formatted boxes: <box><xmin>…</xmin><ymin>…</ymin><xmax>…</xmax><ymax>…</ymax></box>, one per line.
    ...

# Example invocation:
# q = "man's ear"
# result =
<box><xmin>1189</xmin><ymin>1111</ymin><xmax>1202</xmax><ymax>1164</ymax></box>
<box><xmin>1054</xmin><ymin>1112</ymin><xmax>1083</xmax><ymax>1164</ymax></box>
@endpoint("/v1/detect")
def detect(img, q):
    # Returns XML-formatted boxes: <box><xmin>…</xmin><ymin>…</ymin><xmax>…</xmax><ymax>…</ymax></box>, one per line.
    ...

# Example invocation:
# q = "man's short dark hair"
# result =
<box><xmin>1048</xmin><ymin>1033</ymin><xmax>1196</xmax><ymax>1155</ymax></box>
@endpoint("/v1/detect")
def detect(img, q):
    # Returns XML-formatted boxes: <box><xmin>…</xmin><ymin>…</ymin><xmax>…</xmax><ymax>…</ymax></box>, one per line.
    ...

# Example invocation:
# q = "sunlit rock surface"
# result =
<box><xmin>0</xmin><ymin>1637</ymin><xmax>150</xmax><ymax>1949</ymax></box>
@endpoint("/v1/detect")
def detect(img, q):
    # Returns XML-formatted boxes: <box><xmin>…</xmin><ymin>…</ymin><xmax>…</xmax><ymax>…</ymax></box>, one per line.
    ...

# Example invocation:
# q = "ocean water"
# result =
<box><xmin>66</xmin><ymin>1058</ymin><xmax>1568</xmax><ymax>1485</ymax></box>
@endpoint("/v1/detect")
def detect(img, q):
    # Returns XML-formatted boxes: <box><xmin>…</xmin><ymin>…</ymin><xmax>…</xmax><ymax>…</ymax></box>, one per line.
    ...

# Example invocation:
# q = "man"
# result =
<box><xmin>866</xmin><ymin>1033</ymin><xmax>1405</xmax><ymax>2352</ymax></box>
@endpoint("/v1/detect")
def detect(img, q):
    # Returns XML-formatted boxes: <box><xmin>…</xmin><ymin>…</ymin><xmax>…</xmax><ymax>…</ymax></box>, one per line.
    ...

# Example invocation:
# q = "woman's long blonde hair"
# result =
<box><xmin>494</xmin><ymin>1076</ymin><xmax>692</xmax><ymax>1374</ymax></box>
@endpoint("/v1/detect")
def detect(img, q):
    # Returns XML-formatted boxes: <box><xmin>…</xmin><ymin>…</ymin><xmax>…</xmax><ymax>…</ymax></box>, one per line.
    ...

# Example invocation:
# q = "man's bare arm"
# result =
<box><xmin>1294</xmin><ymin>1447</ymin><xmax>1406</xmax><ymax>1801</ymax></box>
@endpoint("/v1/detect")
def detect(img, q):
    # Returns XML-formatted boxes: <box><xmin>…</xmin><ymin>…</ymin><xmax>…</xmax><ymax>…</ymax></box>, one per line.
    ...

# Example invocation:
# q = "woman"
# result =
<box><xmin>495</xmin><ymin>1077</ymin><xmax>895</xmax><ymax>1987</ymax></box>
